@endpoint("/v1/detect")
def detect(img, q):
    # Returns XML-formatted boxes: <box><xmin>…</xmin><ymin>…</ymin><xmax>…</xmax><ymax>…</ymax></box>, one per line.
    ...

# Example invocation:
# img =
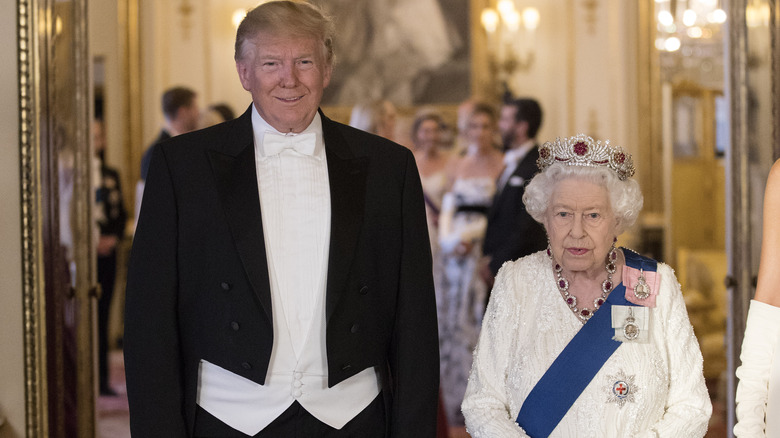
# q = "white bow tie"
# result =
<box><xmin>262</xmin><ymin>131</ymin><xmax>317</xmax><ymax>157</ymax></box>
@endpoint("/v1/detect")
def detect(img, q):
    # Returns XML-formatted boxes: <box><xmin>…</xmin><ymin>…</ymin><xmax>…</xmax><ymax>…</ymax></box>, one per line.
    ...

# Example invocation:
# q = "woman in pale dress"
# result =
<box><xmin>462</xmin><ymin>134</ymin><xmax>711</xmax><ymax>437</ymax></box>
<box><xmin>436</xmin><ymin>102</ymin><xmax>503</xmax><ymax>435</ymax></box>
<box><xmin>735</xmin><ymin>158</ymin><xmax>780</xmax><ymax>437</ymax></box>
<box><xmin>348</xmin><ymin>99</ymin><xmax>397</xmax><ymax>141</ymax></box>
<box><xmin>412</xmin><ymin>110</ymin><xmax>453</xmax><ymax>255</ymax></box>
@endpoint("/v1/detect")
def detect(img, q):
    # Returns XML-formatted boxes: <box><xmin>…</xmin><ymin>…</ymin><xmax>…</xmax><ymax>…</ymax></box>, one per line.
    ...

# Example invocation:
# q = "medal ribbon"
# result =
<box><xmin>515</xmin><ymin>248</ymin><xmax>655</xmax><ymax>437</ymax></box>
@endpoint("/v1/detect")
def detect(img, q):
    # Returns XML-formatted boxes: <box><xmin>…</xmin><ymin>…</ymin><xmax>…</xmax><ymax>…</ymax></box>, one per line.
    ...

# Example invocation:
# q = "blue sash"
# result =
<box><xmin>515</xmin><ymin>249</ymin><xmax>655</xmax><ymax>437</ymax></box>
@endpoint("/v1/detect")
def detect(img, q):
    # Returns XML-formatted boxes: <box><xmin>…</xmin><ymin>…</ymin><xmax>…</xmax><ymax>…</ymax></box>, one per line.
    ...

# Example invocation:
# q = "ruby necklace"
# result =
<box><xmin>548</xmin><ymin>245</ymin><xmax>618</xmax><ymax>322</ymax></box>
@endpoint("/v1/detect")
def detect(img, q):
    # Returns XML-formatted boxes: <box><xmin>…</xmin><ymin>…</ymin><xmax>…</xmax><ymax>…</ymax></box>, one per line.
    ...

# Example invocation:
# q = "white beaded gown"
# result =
<box><xmin>436</xmin><ymin>177</ymin><xmax>495</xmax><ymax>427</ymax></box>
<box><xmin>462</xmin><ymin>250</ymin><xmax>712</xmax><ymax>437</ymax></box>
<box><xmin>420</xmin><ymin>170</ymin><xmax>450</xmax><ymax>260</ymax></box>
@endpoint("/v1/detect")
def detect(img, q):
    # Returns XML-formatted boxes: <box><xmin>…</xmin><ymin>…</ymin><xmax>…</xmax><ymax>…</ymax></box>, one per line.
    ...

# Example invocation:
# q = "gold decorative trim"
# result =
<box><xmin>18</xmin><ymin>0</ymin><xmax>48</xmax><ymax>436</ymax></box>
<box><xmin>726</xmin><ymin>0</ymin><xmax>755</xmax><ymax>433</ymax></box>
<box><xmin>72</xmin><ymin>0</ymin><xmax>98</xmax><ymax>430</ymax></box>
<box><xmin>582</xmin><ymin>0</ymin><xmax>599</xmax><ymax>35</ymax></box>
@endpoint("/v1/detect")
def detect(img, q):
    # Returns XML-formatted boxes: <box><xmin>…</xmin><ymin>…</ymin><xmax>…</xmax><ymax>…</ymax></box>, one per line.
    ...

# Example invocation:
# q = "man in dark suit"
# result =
<box><xmin>134</xmin><ymin>86</ymin><xmax>200</xmax><ymax>230</ymax></box>
<box><xmin>139</xmin><ymin>86</ymin><xmax>200</xmax><ymax>181</ymax></box>
<box><xmin>124</xmin><ymin>2</ymin><xmax>439</xmax><ymax>437</ymax></box>
<box><xmin>481</xmin><ymin>98</ymin><xmax>548</xmax><ymax>286</ymax></box>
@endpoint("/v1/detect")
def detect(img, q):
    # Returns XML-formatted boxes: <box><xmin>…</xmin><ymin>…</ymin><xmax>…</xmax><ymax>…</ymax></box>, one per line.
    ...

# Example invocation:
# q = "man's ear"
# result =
<box><xmin>236</xmin><ymin>60</ymin><xmax>252</xmax><ymax>92</ymax></box>
<box><xmin>322</xmin><ymin>63</ymin><xmax>333</xmax><ymax>89</ymax></box>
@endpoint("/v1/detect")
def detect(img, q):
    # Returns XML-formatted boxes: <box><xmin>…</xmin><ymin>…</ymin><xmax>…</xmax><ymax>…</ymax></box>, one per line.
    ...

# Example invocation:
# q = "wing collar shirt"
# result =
<box><xmin>196</xmin><ymin>105</ymin><xmax>380</xmax><ymax>435</ymax></box>
<box><xmin>497</xmin><ymin>139</ymin><xmax>535</xmax><ymax>192</ymax></box>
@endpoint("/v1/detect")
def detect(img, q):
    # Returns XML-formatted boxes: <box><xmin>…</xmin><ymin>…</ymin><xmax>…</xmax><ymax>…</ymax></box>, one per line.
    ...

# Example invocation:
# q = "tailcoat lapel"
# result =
<box><xmin>321</xmin><ymin>113</ymin><xmax>368</xmax><ymax>322</ymax></box>
<box><xmin>207</xmin><ymin>108</ymin><xmax>273</xmax><ymax>321</ymax></box>
<box><xmin>207</xmin><ymin>108</ymin><xmax>368</xmax><ymax>325</ymax></box>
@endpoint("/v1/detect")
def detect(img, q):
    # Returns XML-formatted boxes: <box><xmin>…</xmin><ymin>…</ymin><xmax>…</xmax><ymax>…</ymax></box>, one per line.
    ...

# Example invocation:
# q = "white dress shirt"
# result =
<box><xmin>196</xmin><ymin>105</ymin><xmax>380</xmax><ymax>435</ymax></box>
<box><xmin>496</xmin><ymin>139</ymin><xmax>535</xmax><ymax>192</ymax></box>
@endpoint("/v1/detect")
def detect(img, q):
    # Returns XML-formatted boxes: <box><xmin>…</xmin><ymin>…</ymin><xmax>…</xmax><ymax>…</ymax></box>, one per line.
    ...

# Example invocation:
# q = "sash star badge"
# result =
<box><xmin>605</xmin><ymin>370</ymin><xmax>638</xmax><ymax>408</ymax></box>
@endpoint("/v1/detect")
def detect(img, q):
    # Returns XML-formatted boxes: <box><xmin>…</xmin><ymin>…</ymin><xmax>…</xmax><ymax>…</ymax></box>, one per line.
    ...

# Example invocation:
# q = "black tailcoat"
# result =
<box><xmin>483</xmin><ymin>146</ymin><xmax>547</xmax><ymax>276</ymax></box>
<box><xmin>124</xmin><ymin>107</ymin><xmax>439</xmax><ymax>437</ymax></box>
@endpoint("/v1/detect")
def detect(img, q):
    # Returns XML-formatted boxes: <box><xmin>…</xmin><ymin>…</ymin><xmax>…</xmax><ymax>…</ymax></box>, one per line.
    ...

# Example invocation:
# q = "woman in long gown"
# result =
<box><xmin>412</xmin><ymin>110</ymin><xmax>452</xmax><ymax>256</ymax></box>
<box><xmin>436</xmin><ymin>103</ymin><xmax>503</xmax><ymax>432</ymax></box>
<box><xmin>461</xmin><ymin>134</ymin><xmax>711</xmax><ymax>437</ymax></box>
<box><xmin>735</xmin><ymin>158</ymin><xmax>780</xmax><ymax>436</ymax></box>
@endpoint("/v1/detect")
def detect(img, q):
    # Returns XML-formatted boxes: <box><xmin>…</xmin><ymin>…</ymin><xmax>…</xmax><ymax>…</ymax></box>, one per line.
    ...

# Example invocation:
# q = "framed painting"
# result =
<box><xmin>314</xmin><ymin>0</ymin><xmax>472</xmax><ymax>106</ymax></box>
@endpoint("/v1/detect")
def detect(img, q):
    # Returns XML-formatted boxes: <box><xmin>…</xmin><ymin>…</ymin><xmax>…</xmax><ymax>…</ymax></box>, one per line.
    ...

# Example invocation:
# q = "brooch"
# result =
<box><xmin>611</xmin><ymin>305</ymin><xmax>649</xmax><ymax>342</ymax></box>
<box><xmin>605</xmin><ymin>370</ymin><xmax>638</xmax><ymax>408</ymax></box>
<box><xmin>623</xmin><ymin>307</ymin><xmax>640</xmax><ymax>341</ymax></box>
<box><xmin>633</xmin><ymin>269</ymin><xmax>650</xmax><ymax>300</ymax></box>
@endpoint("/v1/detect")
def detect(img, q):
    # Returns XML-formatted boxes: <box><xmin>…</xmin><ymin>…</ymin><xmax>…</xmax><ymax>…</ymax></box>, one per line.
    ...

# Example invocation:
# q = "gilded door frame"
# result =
<box><xmin>18</xmin><ymin>0</ymin><xmax>97</xmax><ymax>436</ymax></box>
<box><xmin>727</xmin><ymin>0</ymin><xmax>780</xmax><ymax>434</ymax></box>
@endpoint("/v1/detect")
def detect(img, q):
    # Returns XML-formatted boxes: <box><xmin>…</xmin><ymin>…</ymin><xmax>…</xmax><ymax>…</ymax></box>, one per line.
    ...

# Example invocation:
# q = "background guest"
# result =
<box><xmin>481</xmin><ymin>97</ymin><xmax>547</xmax><ymax>291</ymax></box>
<box><xmin>199</xmin><ymin>102</ymin><xmax>236</xmax><ymax>128</ymax></box>
<box><xmin>412</xmin><ymin>109</ymin><xmax>453</xmax><ymax>254</ymax></box>
<box><xmin>348</xmin><ymin>99</ymin><xmax>398</xmax><ymax>141</ymax></box>
<box><xmin>93</xmin><ymin>118</ymin><xmax>127</xmax><ymax>396</ymax></box>
<box><xmin>134</xmin><ymin>86</ymin><xmax>199</xmax><ymax>230</ymax></box>
<box><xmin>436</xmin><ymin>102</ymin><xmax>503</xmax><ymax>436</ymax></box>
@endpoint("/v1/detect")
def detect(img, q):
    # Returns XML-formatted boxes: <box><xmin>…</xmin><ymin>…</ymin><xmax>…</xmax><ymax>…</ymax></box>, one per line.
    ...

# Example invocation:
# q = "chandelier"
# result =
<box><xmin>654</xmin><ymin>0</ymin><xmax>728</xmax><ymax>84</ymax></box>
<box><xmin>655</xmin><ymin>0</ymin><xmax>726</xmax><ymax>53</ymax></box>
<box><xmin>481</xmin><ymin>0</ymin><xmax>540</xmax><ymax>96</ymax></box>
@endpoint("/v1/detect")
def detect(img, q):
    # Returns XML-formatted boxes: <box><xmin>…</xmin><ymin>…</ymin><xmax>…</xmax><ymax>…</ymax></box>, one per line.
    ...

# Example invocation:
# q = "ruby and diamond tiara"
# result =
<box><xmin>537</xmin><ymin>134</ymin><xmax>635</xmax><ymax>181</ymax></box>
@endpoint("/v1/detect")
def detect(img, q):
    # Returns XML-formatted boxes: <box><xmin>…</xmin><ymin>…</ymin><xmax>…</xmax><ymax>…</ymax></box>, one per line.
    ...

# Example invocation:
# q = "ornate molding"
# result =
<box><xmin>582</xmin><ymin>0</ymin><xmax>599</xmax><ymax>35</ymax></box>
<box><xmin>18</xmin><ymin>0</ymin><xmax>48</xmax><ymax>436</ymax></box>
<box><xmin>179</xmin><ymin>0</ymin><xmax>194</xmax><ymax>39</ymax></box>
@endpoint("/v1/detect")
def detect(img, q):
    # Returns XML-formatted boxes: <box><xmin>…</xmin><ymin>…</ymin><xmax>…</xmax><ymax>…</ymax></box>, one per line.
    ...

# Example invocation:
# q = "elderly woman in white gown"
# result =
<box><xmin>461</xmin><ymin>134</ymin><xmax>712</xmax><ymax>437</ymax></box>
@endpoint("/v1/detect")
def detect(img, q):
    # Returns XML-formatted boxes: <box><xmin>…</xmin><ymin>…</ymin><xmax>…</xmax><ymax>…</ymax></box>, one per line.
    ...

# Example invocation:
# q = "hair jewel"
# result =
<box><xmin>537</xmin><ymin>134</ymin><xmax>635</xmax><ymax>181</ymax></box>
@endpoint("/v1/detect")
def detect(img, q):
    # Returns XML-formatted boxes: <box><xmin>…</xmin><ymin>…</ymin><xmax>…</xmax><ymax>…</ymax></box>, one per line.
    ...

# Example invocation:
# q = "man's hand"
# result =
<box><xmin>97</xmin><ymin>235</ymin><xmax>119</xmax><ymax>256</ymax></box>
<box><xmin>478</xmin><ymin>257</ymin><xmax>495</xmax><ymax>290</ymax></box>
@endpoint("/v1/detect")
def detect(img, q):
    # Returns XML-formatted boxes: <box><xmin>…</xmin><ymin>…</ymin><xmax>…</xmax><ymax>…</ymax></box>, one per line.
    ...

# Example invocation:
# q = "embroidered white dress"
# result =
<box><xmin>462</xmin><ymin>251</ymin><xmax>712</xmax><ymax>438</ymax></box>
<box><xmin>420</xmin><ymin>169</ymin><xmax>450</xmax><ymax>260</ymax></box>
<box><xmin>437</xmin><ymin>176</ymin><xmax>495</xmax><ymax>426</ymax></box>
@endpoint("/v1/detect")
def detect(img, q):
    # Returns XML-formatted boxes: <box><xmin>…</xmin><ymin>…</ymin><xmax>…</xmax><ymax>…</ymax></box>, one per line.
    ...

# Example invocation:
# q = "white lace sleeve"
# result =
<box><xmin>642</xmin><ymin>264</ymin><xmax>712</xmax><ymax>437</ymax></box>
<box><xmin>462</xmin><ymin>263</ymin><xmax>529</xmax><ymax>438</ymax></box>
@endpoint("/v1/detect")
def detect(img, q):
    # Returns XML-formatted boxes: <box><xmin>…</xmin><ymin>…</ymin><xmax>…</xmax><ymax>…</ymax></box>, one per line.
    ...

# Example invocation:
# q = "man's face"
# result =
<box><xmin>498</xmin><ymin>105</ymin><xmax>518</xmax><ymax>145</ymax></box>
<box><xmin>181</xmin><ymin>98</ymin><xmax>201</xmax><ymax>133</ymax></box>
<box><xmin>92</xmin><ymin>120</ymin><xmax>106</xmax><ymax>154</ymax></box>
<box><xmin>236</xmin><ymin>31</ymin><xmax>332</xmax><ymax>133</ymax></box>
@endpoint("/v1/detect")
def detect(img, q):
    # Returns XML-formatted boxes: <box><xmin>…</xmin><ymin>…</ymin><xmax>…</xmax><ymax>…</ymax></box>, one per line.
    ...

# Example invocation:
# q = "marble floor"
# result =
<box><xmin>95</xmin><ymin>350</ymin><xmax>728</xmax><ymax>438</ymax></box>
<box><xmin>96</xmin><ymin>350</ymin><xmax>130</xmax><ymax>438</ymax></box>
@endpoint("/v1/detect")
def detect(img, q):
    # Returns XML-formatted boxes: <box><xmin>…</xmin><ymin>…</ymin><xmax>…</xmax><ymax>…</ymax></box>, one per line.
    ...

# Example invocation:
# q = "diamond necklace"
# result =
<box><xmin>548</xmin><ymin>246</ymin><xmax>618</xmax><ymax>322</ymax></box>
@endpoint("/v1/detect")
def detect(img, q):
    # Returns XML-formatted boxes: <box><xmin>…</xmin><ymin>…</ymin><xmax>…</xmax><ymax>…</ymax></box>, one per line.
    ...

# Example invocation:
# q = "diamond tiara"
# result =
<box><xmin>537</xmin><ymin>134</ymin><xmax>635</xmax><ymax>181</ymax></box>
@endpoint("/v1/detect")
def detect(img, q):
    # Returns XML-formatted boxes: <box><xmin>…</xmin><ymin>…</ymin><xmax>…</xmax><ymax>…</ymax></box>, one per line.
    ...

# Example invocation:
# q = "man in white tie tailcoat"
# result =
<box><xmin>124</xmin><ymin>2</ymin><xmax>439</xmax><ymax>436</ymax></box>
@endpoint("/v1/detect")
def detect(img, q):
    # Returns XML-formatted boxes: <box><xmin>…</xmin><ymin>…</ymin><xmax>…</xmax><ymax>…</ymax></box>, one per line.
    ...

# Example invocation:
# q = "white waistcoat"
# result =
<box><xmin>196</xmin><ymin>286</ymin><xmax>381</xmax><ymax>436</ymax></box>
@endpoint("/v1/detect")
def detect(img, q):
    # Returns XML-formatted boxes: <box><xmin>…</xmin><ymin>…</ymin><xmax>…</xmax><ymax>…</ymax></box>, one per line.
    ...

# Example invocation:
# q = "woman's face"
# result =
<box><xmin>544</xmin><ymin>178</ymin><xmax>618</xmax><ymax>276</ymax></box>
<box><xmin>466</xmin><ymin>112</ymin><xmax>495</xmax><ymax>149</ymax></box>
<box><xmin>415</xmin><ymin>119</ymin><xmax>442</xmax><ymax>150</ymax></box>
<box><xmin>378</xmin><ymin>101</ymin><xmax>397</xmax><ymax>138</ymax></box>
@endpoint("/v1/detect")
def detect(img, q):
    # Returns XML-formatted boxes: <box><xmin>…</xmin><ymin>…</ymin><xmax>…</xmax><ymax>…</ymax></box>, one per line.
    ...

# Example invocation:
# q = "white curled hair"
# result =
<box><xmin>523</xmin><ymin>163</ymin><xmax>643</xmax><ymax>233</ymax></box>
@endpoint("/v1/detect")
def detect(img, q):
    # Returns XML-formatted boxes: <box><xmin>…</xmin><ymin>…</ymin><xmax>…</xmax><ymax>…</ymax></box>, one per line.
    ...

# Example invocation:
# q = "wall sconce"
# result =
<box><xmin>232</xmin><ymin>9</ymin><xmax>247</xmax><ymax>29</ymax></box>
<box><xmin>179</xmin><ymin>0</ymin><xmax>194</xmax><ymax>39</ymax></box>
<box><xmin>481</xmin><ymin>0</ymin><xmax>539</xmax><ymax>95</ymax></box>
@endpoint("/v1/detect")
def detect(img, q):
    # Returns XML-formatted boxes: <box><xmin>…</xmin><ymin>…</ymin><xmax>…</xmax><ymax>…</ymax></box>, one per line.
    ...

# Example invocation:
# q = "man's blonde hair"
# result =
<box><xmin>234</xmin><ymin>1</ymin><xmax>335</xmax><ymax>65</ymax></box>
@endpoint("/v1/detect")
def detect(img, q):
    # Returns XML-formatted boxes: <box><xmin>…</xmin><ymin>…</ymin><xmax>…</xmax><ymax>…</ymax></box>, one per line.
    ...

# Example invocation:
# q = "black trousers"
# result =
<box><xmin>97</xmin><ymin>252</ymin><xmax>116</xmax><ymax>392</ymax></box>
<box><xmin>193</xmin><ymin>393</ymin><xmax>386</xmax><ymax>438</ymax></box>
